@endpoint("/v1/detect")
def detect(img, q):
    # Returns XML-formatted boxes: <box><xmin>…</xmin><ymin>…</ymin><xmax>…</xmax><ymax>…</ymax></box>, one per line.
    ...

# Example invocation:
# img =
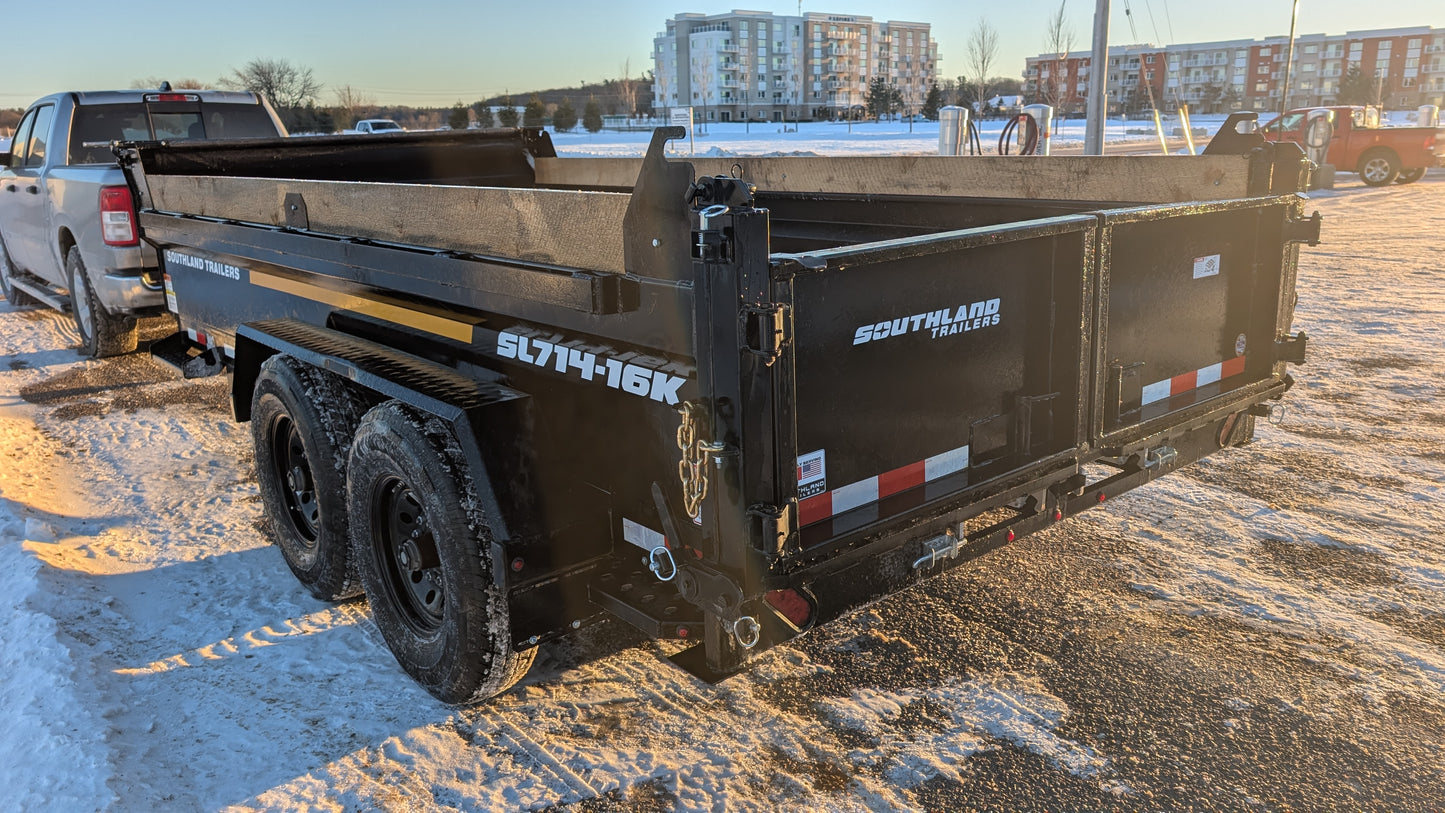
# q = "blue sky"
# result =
<box><xmin>4</xmin><ymin>0</ymin><xmax>1438</xmax><ymax>107</ymax></box>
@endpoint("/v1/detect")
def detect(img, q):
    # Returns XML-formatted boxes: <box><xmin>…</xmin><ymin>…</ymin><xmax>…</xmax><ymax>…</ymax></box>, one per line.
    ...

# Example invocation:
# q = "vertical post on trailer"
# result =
<box><xmin>1153</xmin><ymin>108</ymin><xmax>1169</xmax><ymax>154</ymax></box>
<box><xmin>1084</xmin><ymin>0</ymin><xmax>1111</xmax><ymax>155</ymax></box>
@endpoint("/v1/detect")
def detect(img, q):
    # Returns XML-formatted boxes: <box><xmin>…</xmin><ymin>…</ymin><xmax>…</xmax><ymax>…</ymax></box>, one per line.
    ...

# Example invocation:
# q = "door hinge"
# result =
<box><xmin>740</xmin><ymin>304</ymin><xmax>789</xmax><ymax>366</ymax></box>
<box><xmin>748</xmin><ymin>502</ymin><xmax>793</xmax><ymax>558</ymax></box>
<box><xmin>1284</xmin><ymin>211</ymin><xmax>1322</xmax><ymax>246</ymax></box>
<box><xmin>1274</xmin><ymin>330</ymin><xmax>1308</xmax><ymax>364</ymax></box>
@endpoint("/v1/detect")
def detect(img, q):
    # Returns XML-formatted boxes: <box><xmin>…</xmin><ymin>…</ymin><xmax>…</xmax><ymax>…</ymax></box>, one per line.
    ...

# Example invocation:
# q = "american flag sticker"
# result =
<box><xmin>797</xmin><ymin>449</ymin><xmax>827</xmax><ymax>498</ymax></box>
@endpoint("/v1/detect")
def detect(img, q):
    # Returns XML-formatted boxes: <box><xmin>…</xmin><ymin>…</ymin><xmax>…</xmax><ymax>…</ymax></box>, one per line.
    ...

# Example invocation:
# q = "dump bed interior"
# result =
<box><xmin>127</xmin><ymin>129</ymin><xmax>1276</xmax><ymax>265</ymax></box>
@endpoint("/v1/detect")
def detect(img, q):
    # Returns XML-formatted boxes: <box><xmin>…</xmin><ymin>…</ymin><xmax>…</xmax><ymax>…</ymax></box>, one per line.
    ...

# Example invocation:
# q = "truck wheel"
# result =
<box><xmin>67</xmin><ymin>247</ymin><xmax>138</xmax><ymax>357</ymax></box>
<box><xmin>1357</xmin><ymin>149</ymin><xmax>1399</xmax><ymax>186</ymax></box>
<box><xmin>252</xmin><ymin>355</ymin><xmax>370</xmax><ymax>601</ymax></box>
<box><xmin>1394</xmin><ymin>167</ymin><xmax>1426</xmax><ymax>184</ymax></box>
<box><xmin>0</xmin><ymin>236</ymin><xmax>37</xmax><ymax>307</ymax></box>
<box><xmin>349</xmin><ymin>401</ymin><xmax>535</xmax><ymax>704</ymax></box>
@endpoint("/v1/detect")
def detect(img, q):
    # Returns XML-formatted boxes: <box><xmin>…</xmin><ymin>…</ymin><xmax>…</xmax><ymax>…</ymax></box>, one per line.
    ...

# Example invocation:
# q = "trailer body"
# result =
<box><xmin>120</xmin><ymin>126</ymin><xmax>1316</xmax><ymax>700</ymax></box>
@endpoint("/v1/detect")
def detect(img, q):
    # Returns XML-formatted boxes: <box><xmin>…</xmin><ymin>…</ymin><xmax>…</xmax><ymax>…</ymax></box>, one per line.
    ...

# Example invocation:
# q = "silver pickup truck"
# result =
<box><xmin>0</xmin><ymin>87</ymin><xmax>285</xmax><ymax>356</ymax></box>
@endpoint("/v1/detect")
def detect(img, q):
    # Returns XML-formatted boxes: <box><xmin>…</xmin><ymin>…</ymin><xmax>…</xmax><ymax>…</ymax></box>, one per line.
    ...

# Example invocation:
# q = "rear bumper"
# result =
<box><xmin>96</xmin><ymin>270</ymin><xmax>165</xmax><ymax>312</ymax></box>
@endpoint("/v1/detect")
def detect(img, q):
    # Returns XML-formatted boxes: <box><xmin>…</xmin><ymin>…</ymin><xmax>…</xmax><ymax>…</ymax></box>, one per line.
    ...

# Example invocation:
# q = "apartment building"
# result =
<box><xmin>1025</xmin><ymin>26</ymin><xmax>1445</xmax><ymax>113</ymax></box>
<box><xmin>652</xmin><ymin>10</ymin><xmax>939</xmax><ymax>122</ymax></box>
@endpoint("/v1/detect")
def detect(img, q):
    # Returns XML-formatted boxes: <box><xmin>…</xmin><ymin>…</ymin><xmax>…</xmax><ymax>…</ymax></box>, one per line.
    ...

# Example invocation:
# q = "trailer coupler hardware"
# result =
<box><xmin>1274</xmin><ymin>331</ymin><xmax>1308</xmax><ymax>364</ymax></box>
<box><xmin>648</xmin><ymin>546</ymin><xmax>678</xmax><ymax>582</ymax></box>
<box><xmin>1144</xmin><ymin>446</ymin><xmax>1179</xmax><ymax>469</ymax></box>
<box><xmin>1284</xmin><ymin>211</ymin><xmax>1323</xmax><ymax>246</ymax></box>
<box><xmin>733</xmin><ymin>616</ymin><xmax>762</xmax><ymax>649</ymax></box>
<box><xmin>913</xmin><ymin>527</ymin><xmax>964</xmax><ymax>570</ymax></box>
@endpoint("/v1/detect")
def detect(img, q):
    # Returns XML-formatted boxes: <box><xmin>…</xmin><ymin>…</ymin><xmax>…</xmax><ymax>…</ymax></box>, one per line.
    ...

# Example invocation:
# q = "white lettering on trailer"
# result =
<box><xmin>852</xmin><ymin>298</ymin><xmax>1003</xmax><ymax>346</ymax></box>
<box><xmin>1193</xmin><ymin>254</ymin><xmax>1221</xmax><ymax>279</ymax></box>
<box><xmin>164</xmin><ymin>250</ymin><xmax>243</xmax><ymax>281</ymax></box>
<box><xmin>496</xmin><ymin>330</ymin><xmax>689</xmax><ymax>405</ymax></box>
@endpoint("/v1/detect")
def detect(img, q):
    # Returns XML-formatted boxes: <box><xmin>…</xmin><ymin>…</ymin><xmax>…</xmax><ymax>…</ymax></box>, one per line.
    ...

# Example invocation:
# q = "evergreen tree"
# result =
<box><xmin>448</xmin><ymin>101</ymin><xmax>469</xmax><ymax>130</ymax></box>
<box><xmin>523</xmin><ymin>93</ymin><xmax>546</xmax><ymax>127</ymax></box>
<box><xmin>552</xmin><ymin>97</ymin><xmax>578</xmax><ymax>132</ymax></box>
<box><xmin>583</xmin><ymin>96</ymin><xmax>604</xmax><ymax>133</ymax></box>
<box><xmin>497</xmin><ymin>95</ymin><xmax>519</xmax><ymax>128</ymax></box>
<box><xmin>922</xmin><ymin>83</ymin><xmax>943</xmax><ymax>120</ymax></box>
<box><xmin>866</xmin><ymin>76</ymin><xmax>896</xmax><ymax>119</ymax></box>
<box><xmin>472</xmin><ymin>101</ymin><xmax>494</xmax><ymax>129</ymax></box>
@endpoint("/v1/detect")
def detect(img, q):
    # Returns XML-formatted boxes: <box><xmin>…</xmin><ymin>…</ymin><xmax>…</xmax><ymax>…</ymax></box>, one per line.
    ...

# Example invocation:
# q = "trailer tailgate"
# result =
<box><xmin>777</xmin><ymin>215</ymin><xmax>1097</xmax><ymax>551</ymax></box>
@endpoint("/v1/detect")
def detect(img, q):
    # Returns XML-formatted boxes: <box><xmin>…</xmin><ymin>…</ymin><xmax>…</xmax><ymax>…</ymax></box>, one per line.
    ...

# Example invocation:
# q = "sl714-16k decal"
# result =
<box><xmin>497</xmin><ymin>330</ymin><xmax>689</xmax><ymax>405</ymax></box>
<box><xmin>852</xmin><ymin>298</ymin><xmax>1002</xmax><ymax>346</ymax></box>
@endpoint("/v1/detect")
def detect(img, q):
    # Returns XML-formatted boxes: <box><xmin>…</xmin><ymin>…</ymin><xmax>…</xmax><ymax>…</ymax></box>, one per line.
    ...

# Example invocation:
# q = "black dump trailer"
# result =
<box><xmin>119</xmin><ymin>123</ymin><xmax>1317</xmax><ymax>703</ymax></box>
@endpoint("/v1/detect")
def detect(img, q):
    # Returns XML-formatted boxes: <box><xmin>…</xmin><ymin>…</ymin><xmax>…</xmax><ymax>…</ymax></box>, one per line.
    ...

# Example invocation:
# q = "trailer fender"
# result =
<box><xmin>231</xmin><ymin>318</ymin><xmax>534</xmax><ymax>551</ymax></box>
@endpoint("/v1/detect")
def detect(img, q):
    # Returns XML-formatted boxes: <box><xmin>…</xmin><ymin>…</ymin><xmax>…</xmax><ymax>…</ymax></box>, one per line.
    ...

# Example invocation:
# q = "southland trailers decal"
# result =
<box><xmin>852</xmin><ymin>298</ymin><xmax>1002</xmax><ymax>345</ymax></box>
<box><xmin>164</xmin><ymin>250</ymin><xmax>243</xmax><ymax>281</ymax></box>
<box><xmin>497</xmin><ymin>329</ymin><xmax>689</xmax><ymax>405</ymax></box>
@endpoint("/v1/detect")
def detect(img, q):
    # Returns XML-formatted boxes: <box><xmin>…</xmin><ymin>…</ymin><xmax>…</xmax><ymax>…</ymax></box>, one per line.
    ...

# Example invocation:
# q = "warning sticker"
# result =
<box><xmin>797</xmin><ymin>450</ymin><xmax>827</xmax><ymax>498</ymax></box>
<box><xmin>622</xmin><ymin>518</ymin><xmax>665</xmax><ymax>551</ymax></box>
<box><xmin>1193</xmin><ymin>254</ymin><xmax>1221</xmax><ymax>279</ymax></box>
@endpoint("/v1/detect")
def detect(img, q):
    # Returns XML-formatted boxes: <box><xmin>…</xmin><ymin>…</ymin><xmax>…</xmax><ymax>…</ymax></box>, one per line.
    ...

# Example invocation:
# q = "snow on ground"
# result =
<box><xmin>1</xmin><ymin>144</ymin><xmax>1443</xmax><ymax>810</ymax></box>
<box><xmin>547</xmin><ymin>115</ymin><xmax>1229</xmax><ymax>158</ymax></box>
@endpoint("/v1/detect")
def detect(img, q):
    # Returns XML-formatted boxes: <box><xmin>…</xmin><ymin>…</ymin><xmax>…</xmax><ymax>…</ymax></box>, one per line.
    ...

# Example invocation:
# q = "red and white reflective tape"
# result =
<box><xmin>1141</xmin><ymin>355</ymin><xmax>1247</xmax><ymax>407</ymax></box>
<box><xmin>185</xmin><ymin>327</ymin><xmax>233</xmax><ymax>359</ymax></box>
<box><xmin>799</xmin><ymin>444</ymin><xmax>970</xmax><ymax>526</ymax></box>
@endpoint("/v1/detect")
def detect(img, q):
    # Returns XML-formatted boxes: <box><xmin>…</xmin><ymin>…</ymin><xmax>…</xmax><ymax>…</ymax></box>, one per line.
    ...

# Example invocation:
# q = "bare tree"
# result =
<box><xmin>1040</xmin><ymin>2</ymin><xmax>1076</xmax><ymax>107</ymax></box>
<box><xmin>130</xmin><ymin>76</ymin><xmax>206</xmax><ymax>90</ymax></box>
<box><xmin>331</xmin><ymin>84</ymin><xmax>374</xmax><ymax>129</ymax></box>
<box><xmin>219</xmin><ymin>58</ymin><xmax>322</xmax><ymax>113</ymax></box>
<box><xmin>965</xmin><ymin>19</ymin><xmax>1000</xmax><ymax>114</ymax></box>
<box><xmin>616</xmin><ymin>59</ymin><xmax>640</xmax><ymax>118</ymax></box>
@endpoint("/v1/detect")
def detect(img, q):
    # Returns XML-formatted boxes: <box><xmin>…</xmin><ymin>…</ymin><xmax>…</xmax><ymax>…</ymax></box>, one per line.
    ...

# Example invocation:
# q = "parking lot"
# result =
<box><xmin>1</xmin><ymin>172</ymin><xmax>1442</xmax><ymax>811</ymax></box>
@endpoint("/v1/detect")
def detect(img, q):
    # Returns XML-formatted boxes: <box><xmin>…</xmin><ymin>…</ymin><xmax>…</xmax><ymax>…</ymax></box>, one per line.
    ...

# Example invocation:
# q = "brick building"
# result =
<box><xmin>1025</xmin><ymin>26</ymin><xmax>1445</xmax><ymax>113</ymax></box>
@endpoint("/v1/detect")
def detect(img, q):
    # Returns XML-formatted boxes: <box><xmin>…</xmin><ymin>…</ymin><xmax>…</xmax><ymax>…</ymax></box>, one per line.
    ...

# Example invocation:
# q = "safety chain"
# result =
<box><xmin>676</xmin><ymin>402</ymin><xmax>712</xmax><ymax>521</ymax></box>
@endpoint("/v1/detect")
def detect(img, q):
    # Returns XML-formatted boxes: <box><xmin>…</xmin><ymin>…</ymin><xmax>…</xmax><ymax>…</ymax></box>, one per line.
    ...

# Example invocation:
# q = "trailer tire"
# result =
<box><xmin>68</xmin><ymin>247</ymin><xmax>138</xmax><ymax>357</ymax></box>
<box><xmin>0</xmin><ymin>235</ymin><xmax>37</xmax><ymax>307</ymax></box>
<box><xmin>349</xmin><ymin>401</ymin><xmax>534</xmax><ymax>704</ymax></box>
<box><xmin>1394</xmin><ymin>167</ymin><xmax>1426</xmax><ymax>184</ymax></box>
<box><xmin>253</xmin><ymin>355</ymin><xmax>370</xmax><ymax>601</ymax></box>
<box><xmin>1357</xmin><ymin>149</ymin><xmax>1399</xmax><ymax>186</ymax></box>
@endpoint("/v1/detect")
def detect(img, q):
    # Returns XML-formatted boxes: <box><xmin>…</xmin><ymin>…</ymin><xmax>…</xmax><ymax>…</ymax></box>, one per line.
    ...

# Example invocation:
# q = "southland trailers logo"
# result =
<box><xmin>852</xmin><ymin>298</ymin><xmax>1002</xmax><ymax>346</ymax></box>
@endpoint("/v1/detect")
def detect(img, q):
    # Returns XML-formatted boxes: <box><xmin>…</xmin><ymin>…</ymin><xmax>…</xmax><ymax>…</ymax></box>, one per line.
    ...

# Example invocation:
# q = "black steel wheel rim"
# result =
<box><xmin>372</xmin><ymin>476</ymin><xmax>445</xmax><ymax>634</ymax></box>
<box><xmin>269</xmin><ymin>415</ymin><xmax>320</xmax><ymax>543</ymax></box>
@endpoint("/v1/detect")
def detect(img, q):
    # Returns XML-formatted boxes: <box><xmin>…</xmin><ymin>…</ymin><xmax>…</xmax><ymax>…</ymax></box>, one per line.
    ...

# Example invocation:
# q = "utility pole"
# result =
<box><xmin>1084</xmin><ymin>0</ymin><xmax>1110</xmax><ymax>154</ymax></box>
<box><xmin>1279</xmin><ymin>0</ymin><xmax>1301</xmax><ymax>122</ymax></box>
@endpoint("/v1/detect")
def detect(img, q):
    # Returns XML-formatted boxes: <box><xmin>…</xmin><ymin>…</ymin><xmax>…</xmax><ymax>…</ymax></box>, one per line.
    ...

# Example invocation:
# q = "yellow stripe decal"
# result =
<box><xmin>249</xmin><ymin>271</ymin><xmax>475</xmax><ymax>343</ymax></box>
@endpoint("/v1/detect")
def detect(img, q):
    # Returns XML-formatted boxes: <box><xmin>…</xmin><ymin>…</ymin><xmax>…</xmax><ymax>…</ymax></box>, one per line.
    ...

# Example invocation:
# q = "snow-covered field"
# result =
<box><xmin>547</xmin><ymin>114</ymin><xmax>1227</xmax><ymax>157</ymax></box>
<box><xmin>1</xmin><ymin>158</ymin><xmax>1443</xmax><ymax>810</ymax></box>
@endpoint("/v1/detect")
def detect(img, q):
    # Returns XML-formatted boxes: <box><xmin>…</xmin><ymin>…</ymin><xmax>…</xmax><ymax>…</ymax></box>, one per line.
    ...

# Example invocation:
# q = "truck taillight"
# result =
<box><xmin>100</xmin><ymin>186</ymin><xmax>139</xmax><ymax>247</ymax></box>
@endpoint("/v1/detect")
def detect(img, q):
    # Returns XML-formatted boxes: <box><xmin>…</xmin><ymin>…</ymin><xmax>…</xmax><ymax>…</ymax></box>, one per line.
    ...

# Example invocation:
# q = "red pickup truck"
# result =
<box><xmin>1261</xmin><ymin>106</ymin><xmax>1441</xmax><ymax>186</ymax></box>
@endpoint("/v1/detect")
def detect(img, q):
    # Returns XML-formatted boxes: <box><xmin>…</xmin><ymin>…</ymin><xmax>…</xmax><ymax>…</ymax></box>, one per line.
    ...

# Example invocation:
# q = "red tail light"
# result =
<box><xmin>100</xmin><ymin>185</ymin><xmax>139</xmax><ymax>246</ymax></box>
<box><xmin>144</xmin><ymin>93</ymin><xmax>200</xmax><ymax>103</ymax></box>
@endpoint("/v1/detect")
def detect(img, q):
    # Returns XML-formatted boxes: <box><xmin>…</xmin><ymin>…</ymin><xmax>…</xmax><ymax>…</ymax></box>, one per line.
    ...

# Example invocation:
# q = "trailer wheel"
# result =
<box><xmin>0</xmin><ymin>235</ymin><xmax>37</xmax><ymax>307</ymax></box>
<box><xmin>349</xmin><ymin>401</ymin><xmax>535</xmax><ymax>704</ymax></box>
<box><xmin>1357</xmin><ymin>149</ymin><xmax>1399</xmax><ymax>186</ymax></box>
<box><xmin>67</xmin><ymin>247</ymin><xmax>138</xmax><ymax>357</ymax></box>
<box><xmin>1394</xmin><ymin>167</ymin><xmax>1426</xmax><ymax>184</ymax></box>
<box><xmin>252</xmin><ymin>355</ymin><xmax>370</xmax><ymax>601</ymax></box>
